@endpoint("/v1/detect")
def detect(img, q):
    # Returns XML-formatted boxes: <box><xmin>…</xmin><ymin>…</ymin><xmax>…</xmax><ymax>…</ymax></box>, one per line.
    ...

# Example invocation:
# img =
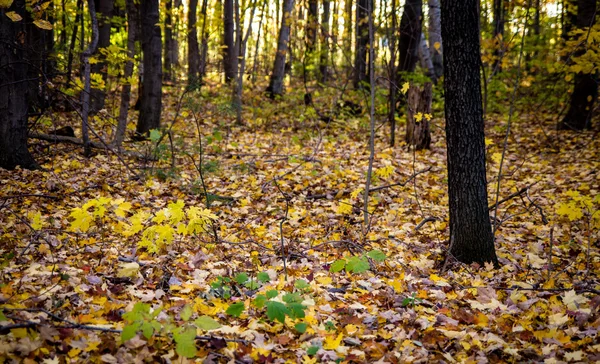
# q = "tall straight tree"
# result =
<box><xmin>428</xmin><ymin>0</ymin><xmax>442</xmax><ymax>80</ymax></box>
<box><xmin>397</xmin><ymin>0</ymin><xmax>422</xmax><ymax>78</ymax></box>
<box><xmin>164</xmin><ymin>0</ymin><xmax>174</xmax><ymax>81</ymax></box>
<box><xmin>442</xmin><ymin>0</ymin><xmax>499</xmax><ymax>266</ymax></box>
<box><xmin>560</xmin><ymin>0</ymin><xmax>598</xmax><ymax>130</ymax></box>
<box><xmin>353</xmin><ymin>0</ymin><xmax>370</xmax><ymax>88</ymax></box>
<box><xmin>223</xmin><ymin>0</ymin><xmax>236</xmax><ymax>83</ymax></box>
<box><xmin>136</xmin><ymin>0</ymin><xmax>162</xmax><ymax>137</ymax></box>
<box><xmin>0</xmin><ymin>0</ymin><xmax>38</xmax><ymax>170</ymax></box>
<box><xmin>492</xmin><ymin>0</ymin><xmax>506</xmax><ymax>73</ymax></box>
<box><xmin>90</xmin><ymin>0</ymin><xmax>113</xmax><ymax>113</ymax></box>
<box><xmin>319</xmin><ymin>0</ymin><xmax>331</xmax><ymax>82</ymax></box>
<box><xmin>188</xmin><ymin>0</ymin><xmax>200</xmax><ymax>86</ymax></box>
<box><xmin>307</xmin><ymin>0</ymin><xmax>318</xmax><ymax>55</ymax></box>
<box><xmin>266</xmin><ymin>0</ymin><xmax>294</xmax><ymax>98</ymax></box>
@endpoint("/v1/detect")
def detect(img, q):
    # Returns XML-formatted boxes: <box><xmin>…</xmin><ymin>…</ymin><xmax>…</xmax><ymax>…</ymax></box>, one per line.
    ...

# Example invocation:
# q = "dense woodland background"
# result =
<box><xmin>0</xmin><ymin>0</ymin><xmax>599</xmax><ymax>362</ymax></box>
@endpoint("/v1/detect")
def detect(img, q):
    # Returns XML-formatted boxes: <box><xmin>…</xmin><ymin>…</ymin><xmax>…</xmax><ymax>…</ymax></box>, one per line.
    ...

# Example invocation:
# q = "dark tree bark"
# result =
<box><xmin>67</xmin><ymin>0</ymin><xmax>84</xmax><ymax>86</ymax></box>
<box><xmin>188</xmin><ymin>0</ymin><xmax>200</xmax><ymax>86</ymax></box>
<box><xmin>136</xmin><ymin>0</ymin><xmax>162</xmax><ymax>137</ymax></box>
<box><xmin>0</xmin><ymin>0</ymin><xmax>38</xmax><ymax>170</ymax></box>
<box><xmin>560</xmin><ymin>0</ymin><xmax>598</xmax><ymax>130</ymax></box>
<box><xmin>90</xmin><ymin>0</ymin><xmax>113</xmax><ymax>113</ymax></box>
<box><xmin>405</xmin><ymin>83</ymin><xmax>432</xmax><ymax>149</ymax></box>
<box><xmin>164</xmin><ymin>0</ymin><xmax>174</xmax><ymax>81</ymax></box>
<box><xmin>223</xmin><ymin>0</ymin><xmax>236</xmax><ymax>83</ymax></box>
<box><xmin>307</xmin><ymin>0</ymin><xmax>318</xmax><ymax>55</ymax></box>
<box><xmin>199</xmin><ymin>0</ymin><xmax>209</xmax><ymax>80</ymax></box>
<box><xmin>492</xmin><ymin>0</ymin><xmax>506</xmax><ymax>73</ymax></box>
<box><xmin>266</xmin><ymin>0</ymin><xmax>295</xmax><ymax>98</ymax></box>
<box><xmin>319</xmin><ymin>0</ymin><xmax>330</xmax><ymax>83</ymax></box>
<box><xmin>81</xmin><ymin>0</ymin><xmax>99</xmax><ymax>157</ymax></box>
<box><xmin>388</xmin><ymin>0</ymin><xmax>398</xmax><ymax>146</ymax></box>
<box><xmin>442</xmin><ymin>0</ymin><xmax>499</xmax><ymax>266</ymax></box>
<box><xmin>397</xmin><ymin>0</ymin><xmax>422</xmax><ymax>75</ymax></box>
<box><xmin>113</xmin><ymin>0</ymin><xmax>138</xmax><ymax>148</ymax></box>
<box><xmin>354</xmin><ymin>0</ymin><xmax>371</xmax><ymax>89</ymax></box>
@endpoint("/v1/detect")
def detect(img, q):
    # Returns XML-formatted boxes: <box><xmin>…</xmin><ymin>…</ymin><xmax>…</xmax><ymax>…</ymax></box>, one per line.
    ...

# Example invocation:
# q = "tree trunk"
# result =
<box><xmin>319</xmin><ymin>0</ymin><xmax>331</xmax><ymax>83</ymax></box>
<box><xmin>66</xmin><ymin>0</ymin><xmax>84</xmax><ymax>86</ymax></box>
<box><xmin>442</xmin><ymin>0</ymin><xmax>499</xmax><ymax>266</ymax></box>
<box><xmin>136</xmin><ymin>0</ymin><xmax>162</xmax><ymax>137</ymax></box>
<box><xmin>388</xmin><ymin>0</ymin><xmax>398</xmax><ymax>146</ymax></box>
<box><xmin>164</xmin><ymin>0</ymin><xmax>174</xmax><ymax>81</ymax></box>
<box><xmin>0</xmin><ymin>0</ymin><xmax>38</xmax><ymax>170</ymax></box>
<box><xmin>492</xmin><ymin>0</ymin><xmax>506</xmax><ymax>73</ymax></box>
<box><xmin>418</xmin><ymin>33</ymin><xmax>436</xmax><ymax>84</ymax></box>
<box><xmin>344</xmin><ymin>0</ymin><xmax>353</xmax><ymax>70</ymax></box>
<box><xmin>199</xmin><ymin>0</ymin><xmax>209</xmax><ymax>80</ymax></box>
<box><xmin>187</xmin><ymin>0</ymin><xmax>200</xmax><ymax>87</ymax></box>
<box><xmin>113</xmin><ymin>0</ymin><xmax>138</xmax><ymax>148</ymax></box>
<box><xmin>223</xmin><ymin>0</ymin><xmax>236</xmax><ymax>83</ymax></box>
<box><xmin>307</xmin><ymin>0</ymin><xmax>319</xmax><ymax>55</ymax></box>
<box><xmin>354</xmin><ymin>0</ymin><xmax>371</xmax><ymax>89</ymax></box>
<box><xmin>405</xmin><ymin>83</ymin><xmax>432</xmax><ymax>149</ymax></box>
<box><xmin>560</xmin><ymin>0</ymin><xmax>598</xmax><ymax>130</ymax></box>
<box><xmin>266</xmin><ymin>0</ymin><xmax>295</xmax><ymax>98</ymax></box>
<box><xmin>90</xmin><ymin>0</ymin><xmax>113</xmax><ymax>113</ymax></box>
<box><xmin>81</xmin><ymin>0</ymin><xmax>99</xmax><ymax>157</ymax></box>
<box><xmin>428</xmin><ymin>0</ymin><xmax>443</xmax><ymax>79</ymax></box>
<box><xmin>397</xmin><ymin>0</ymin><xmax>422</xmax><ymax>74</ymax></box>
<box><xmin>251</xmin><ymin>0</ymin><xmax>267</xmax><ymax>83</ymax></box>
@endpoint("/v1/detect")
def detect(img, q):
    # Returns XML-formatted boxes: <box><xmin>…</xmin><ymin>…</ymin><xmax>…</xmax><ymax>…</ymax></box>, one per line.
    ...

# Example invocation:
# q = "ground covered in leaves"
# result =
<box><xmin>1</xmin><ymin>84</ymin><xmax>599</xmax><ymax>363</ymax></box>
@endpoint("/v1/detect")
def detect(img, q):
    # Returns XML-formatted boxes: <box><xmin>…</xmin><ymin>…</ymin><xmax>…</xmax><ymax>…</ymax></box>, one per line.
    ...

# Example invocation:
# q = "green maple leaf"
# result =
<box><xmin>173</xmin><ymin>326</ymin><xmax>197</xmax><ymax>358</ymax></box>
<box><xmin>367</xmin><ymin>249</ymin><xmax>387</xmax><ymax>262</ymax></box>
<box><xmin>265</xmin><ymin>301</ymin><xmax>289</xmax><ymax>323</ymax></box>
<box><xmin>330</xmin><ymin>259</ymin><xmax>346</xmax><ymax>273</ymax></box>
<box><xmin>226</xmin><ymin>302</ymin><xmax>245</xmax><ymax>317</ymax></box>
<box><xmin>194</xmin><ymin>316</ymin><xmax>221</xmax><ymax>330</ymax></box>
<box><xmin>346</xmin><ymin>256</ymin><xmax>369</xmax><ymax>273</ymax></box>
<box><xmin>180</xmin><ymin>304</ymin><xmax>193</xmax><ymax>321</ymax></box>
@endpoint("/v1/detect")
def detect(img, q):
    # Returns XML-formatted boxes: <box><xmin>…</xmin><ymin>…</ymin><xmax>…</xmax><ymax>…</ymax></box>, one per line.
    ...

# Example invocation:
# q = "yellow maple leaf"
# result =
<box><xmin>5</xmin><ymin>11</ymin><xmax>21</xmax><ymax>21</ymax></box>
<box><xmin>336</xmin><ymin>199</ymin><xmax>353</xmax><ymax>215</ymax></box>
<box><xmin>401</xmin><ymin>82</ymin><xmax>410</xmax><ymax>95</ymax></box>
<box><xmin>117</xmin><ymin>262</ymin><xmax>139</xmax><ymax>278</ymax></box>
<box><xmin>374</xmin><ymin>165</ymin><xmax>395</xmax><ymax>179</ymax></box>
<box><xmin>28</xmin><ymin>211</ymin><xmax>43</xmax><ymax>230</ymax></box>
<box><xmin>323</xmin><ymin>332</ymin><xmax>343</xmax><ymax>350</ymax></box>
<box><xmin>555</xmin><ymin>202</ymin><xmax>583</xmax><ymax>221</ymax></box>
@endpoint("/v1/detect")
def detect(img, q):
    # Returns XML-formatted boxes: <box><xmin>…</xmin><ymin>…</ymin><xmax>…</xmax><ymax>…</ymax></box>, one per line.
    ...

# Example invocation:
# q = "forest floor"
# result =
<box><xmin>1</xmin><ymin>82</ymin><xmax>599</xmax><ymax>363</ymax></box>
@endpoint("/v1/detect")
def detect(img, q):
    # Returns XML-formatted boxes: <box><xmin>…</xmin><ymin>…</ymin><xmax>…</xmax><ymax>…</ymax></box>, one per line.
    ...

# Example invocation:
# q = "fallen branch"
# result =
<box><xmin>0</xmin><ymin>307</ymin><xmax>249</xmax><ymax>344</ymax></box>
<box><xmin>488</xmin><ymin>182</ymin><xmax>538</xmax><ymax>211</ymax></box>
<box><xmin>306</xmin><ymin>167</ymin><xmax>433</xmax><ymax>200</ymax></box>
<box><xmin>29</xmin><ymin>133</ymin><xmax>151</xmax><ymax>160</ymax></box>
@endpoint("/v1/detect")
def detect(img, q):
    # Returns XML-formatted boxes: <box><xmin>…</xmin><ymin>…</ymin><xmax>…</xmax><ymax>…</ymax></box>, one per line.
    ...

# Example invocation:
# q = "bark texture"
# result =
<box><xmin>136</xmin><ymin>0</ymin><xmax>162</xmax><ymax>137</ymax></box>
<box><xmin>0</xmin><ymin>0</ymin><xmax>38</xmax><ymax>170</ymax></box>
<box><xmin>353</xmin><ymin>0</ymin><xmax>370</xmax><ymax>88</ymax></box>
<box><xmin>223</xmin><ymin>0</ymin><xmax>236</xmax><ymax>83</ymax></box>
<box><xmin>560</xmin><ymin>0</ymin><xmax>598</xmax><ymax>130</ymax></box>
<box><xmin>90</xmin><ymin>0</ymin><xmax>113</xmax><ymax>112</ymax></box>
<box><xmin>442</xmin><ymin>0</ymin><xmax>499</xmax><ymax>266</ymax></box>
<box><xmin>428</xmin><ymin>0</ymin><xmax>443</xmax><ymax>79</ymax></box>
<box><xmin>405</xmin><ymin>83</ymin><xmax>432</xmax><ymax>149</ymax></box>
<box><xmin>267</xmin><ymin>0</ymin><xmax>294</xmax><ymax>98</ymax></box>
<box><xmin>319</xmin><ymin>0</ymin><xmax>330</xmax><ymax>82</ymax></box>
<box><xmin>397</xmin><ymin>0</ymin><xmax>422</xmax><ymax>75</ymax></box>
<box><xmin>188</xmin><ymin>0</ymin><xmax>200</xmax><ymax>86</ymax></box>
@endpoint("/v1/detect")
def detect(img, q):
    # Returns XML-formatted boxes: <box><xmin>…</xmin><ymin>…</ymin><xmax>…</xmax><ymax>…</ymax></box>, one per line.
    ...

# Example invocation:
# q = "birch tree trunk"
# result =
<box><xmin>428</xmin><ymin>0</ymin><xmax>443</xmax><ymax>79</ymax></box>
